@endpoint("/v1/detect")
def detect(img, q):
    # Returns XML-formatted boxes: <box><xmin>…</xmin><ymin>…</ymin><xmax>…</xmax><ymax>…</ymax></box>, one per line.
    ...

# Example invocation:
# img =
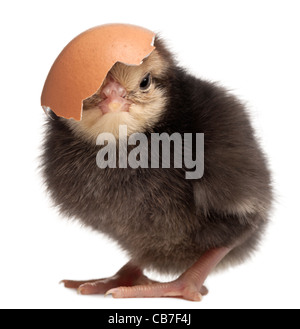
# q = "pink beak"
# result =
<box><xmin>98</xmin><ymin>75</ymin><xmax>132</xmax><ymax>114</ymax></box>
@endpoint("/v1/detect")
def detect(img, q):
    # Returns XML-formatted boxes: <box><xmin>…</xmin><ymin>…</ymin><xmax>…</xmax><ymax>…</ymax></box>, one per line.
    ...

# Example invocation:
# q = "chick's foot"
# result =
<box><xmin>61</xmin><ymin>262</ymin><xmax>158</xmax><ymax>295</ymax></box>
<box><xmin>106</xmin><ymin>247</ymin><xmax>230</xmax><ymax>301</ymax></box>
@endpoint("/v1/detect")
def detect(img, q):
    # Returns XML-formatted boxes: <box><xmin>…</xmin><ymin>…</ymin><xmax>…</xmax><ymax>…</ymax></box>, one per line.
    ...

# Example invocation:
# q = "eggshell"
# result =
<box><xmin>41</xmin><ymin>24</ymin><xmax>156</xmax><ymax>121</ymax></box>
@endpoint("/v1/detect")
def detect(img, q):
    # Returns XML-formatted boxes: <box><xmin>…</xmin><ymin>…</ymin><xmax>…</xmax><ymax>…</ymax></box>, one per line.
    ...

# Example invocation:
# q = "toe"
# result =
<box><xmin>200</xmin><ymin>285</ymin><xmax>209</xmax><ymax>296</ymax></box>
<box><xmin>106</xmin><ymin>281</ymin><xmax>203</xmax><ymax>302</ymax></box>
<box><xmin>78</xmin><ymin>279</ymin><xmax>120</xmax><ymax>295</ymax></box>
<box><xmin>61</xmin><ymin>279</ymin><xmax>98</xmax><ymax>289</ymax></box>
<box><xmin>182</xmin><ymin>287</ymin><xmax>203</xmax><ymax>302</ymax></box>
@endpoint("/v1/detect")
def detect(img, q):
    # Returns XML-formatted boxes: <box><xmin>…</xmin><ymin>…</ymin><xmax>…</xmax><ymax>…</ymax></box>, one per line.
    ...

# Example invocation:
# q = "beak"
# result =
<box><xmin>98</xmin><ymin>75</ymin><xmax>132</xmax><ymax>114</ymax></box>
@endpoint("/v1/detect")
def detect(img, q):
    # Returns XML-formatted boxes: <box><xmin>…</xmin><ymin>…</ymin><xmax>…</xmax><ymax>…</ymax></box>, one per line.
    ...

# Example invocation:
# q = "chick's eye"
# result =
<box><xmin>140</xmin><ymin>73</ymin><xmax>152</xmax><ymax>91</ymax></box>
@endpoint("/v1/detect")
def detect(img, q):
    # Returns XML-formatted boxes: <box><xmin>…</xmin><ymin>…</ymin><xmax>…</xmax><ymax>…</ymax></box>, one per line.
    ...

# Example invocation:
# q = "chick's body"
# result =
<box><xmin>42</xmin><ymin>39</ymin><xmax>272</xmax><ymax>299</ymax></box>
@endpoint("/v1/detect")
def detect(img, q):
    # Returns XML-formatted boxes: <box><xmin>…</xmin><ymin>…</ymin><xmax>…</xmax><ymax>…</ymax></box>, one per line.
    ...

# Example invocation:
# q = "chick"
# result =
<box><xmin>42</xmin><ymin>38</ymin><xmax>273</xmax><ymax>301</ymax></box>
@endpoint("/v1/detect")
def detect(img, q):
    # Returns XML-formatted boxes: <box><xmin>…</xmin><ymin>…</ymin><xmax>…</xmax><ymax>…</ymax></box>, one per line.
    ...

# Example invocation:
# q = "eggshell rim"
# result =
<box><xmin>79</xmin><ymin>33</ymin><xmax>156</xmax><ymax>120</ymax></box>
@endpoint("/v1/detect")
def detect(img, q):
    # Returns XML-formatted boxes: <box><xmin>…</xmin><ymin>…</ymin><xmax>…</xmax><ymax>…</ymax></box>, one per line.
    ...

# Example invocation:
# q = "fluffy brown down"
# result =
<box><xmin>42</xmin><ymin>38</ymin><xmax>273</xmax><ymax>275</ymax></box>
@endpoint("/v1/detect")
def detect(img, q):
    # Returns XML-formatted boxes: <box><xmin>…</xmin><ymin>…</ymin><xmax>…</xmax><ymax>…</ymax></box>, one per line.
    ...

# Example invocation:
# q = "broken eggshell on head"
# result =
<box><xmin>41</xmin><ymin>24</ymin><xmax>156</xmax><ymax>121</ymax></box>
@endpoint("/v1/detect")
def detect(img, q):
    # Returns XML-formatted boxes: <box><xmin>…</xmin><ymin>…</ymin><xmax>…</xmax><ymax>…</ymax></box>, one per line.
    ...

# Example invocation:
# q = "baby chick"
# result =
<box><xmin>42</xmin><ymin>37</ymin><xmax>272</xmax><ymax>301</ymax></box>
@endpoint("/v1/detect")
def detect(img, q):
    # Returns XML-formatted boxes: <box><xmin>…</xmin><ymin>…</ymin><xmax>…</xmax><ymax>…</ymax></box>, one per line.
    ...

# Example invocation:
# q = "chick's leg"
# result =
<box><xmin>106</xmin><ymin>247</ymin><xmax>231</xmax><ymax>301</ymax></box>
<box><xmin>61</xmin><ymin>262</ymin><xmax>158</xmax><ymax>295</ymax></box>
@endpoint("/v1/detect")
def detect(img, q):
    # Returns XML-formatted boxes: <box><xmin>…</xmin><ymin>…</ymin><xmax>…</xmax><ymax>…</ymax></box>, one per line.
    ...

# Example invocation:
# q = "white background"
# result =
<box><xmin>0</xmin><ymin>0</ymin><xmax>299</xmax><ymax>310</ymax></box>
